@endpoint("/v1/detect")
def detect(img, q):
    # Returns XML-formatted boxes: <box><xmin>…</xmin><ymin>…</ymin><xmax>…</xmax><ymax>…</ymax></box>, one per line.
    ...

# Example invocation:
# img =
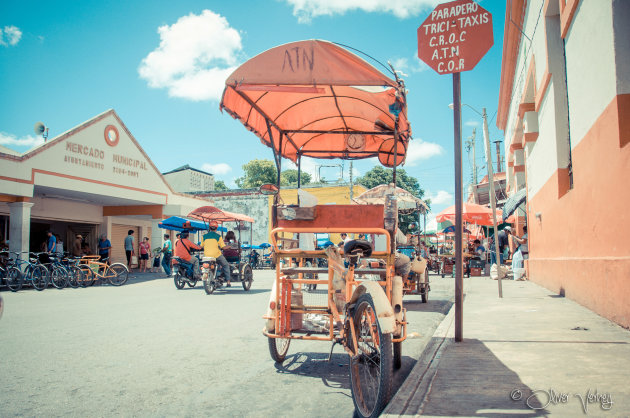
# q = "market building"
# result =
<box><xmin>0</xmin><ymin>109</ymin><xmax>212</xmax><ymax>265</ymax></box>
<box><xmin>497</xmin><ymin>0</ymin><xmax>630</xmax><ymax>327</ymax></box>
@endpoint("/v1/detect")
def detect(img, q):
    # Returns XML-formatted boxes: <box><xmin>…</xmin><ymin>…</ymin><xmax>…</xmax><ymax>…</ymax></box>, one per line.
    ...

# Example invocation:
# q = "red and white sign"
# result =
<box><xmin>417</xmin><ymin>0</ymin><xmax>493</xmax><ymax>74</ymax></box>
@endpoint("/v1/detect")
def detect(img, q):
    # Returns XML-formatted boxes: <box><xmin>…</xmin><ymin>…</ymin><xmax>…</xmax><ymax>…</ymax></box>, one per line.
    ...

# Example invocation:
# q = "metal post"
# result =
<box><xmin>297</xmin><ymin>155</ymin><xmax>302</xmax><ymax>189</ymax></box>
<box><xmin>483</xmin><ymin>108</ymin><xmax>503</xmax><ymax>297</ymax></box>
<box><xmin>453</xmin><ymin>73</ymin><xmax>463</xmax><ymax>342</ymax></box>
<box><xmin>392</xmin><ymin>116</ymin><xmax>399</xmax><ymax>186</ymax></box>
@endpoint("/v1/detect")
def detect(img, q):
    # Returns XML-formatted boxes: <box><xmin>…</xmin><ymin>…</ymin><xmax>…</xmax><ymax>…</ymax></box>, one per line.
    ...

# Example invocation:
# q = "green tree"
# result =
<box><xmin>235</xmin><ymin>159</ymin><xmax>277</xmax><ymax>188</ymax></box>
<box><xmin>356</xmin><ymin>166</ymin><xmax>430</xmax><ymax>235</ymax></box>
<box><xmin>356</xmin><ymin>166</ymin><xmax>425</xmax><ymax>198</ymax></box>
<box><xmin>281</xmin><ymin>169</ymin><xmax>312</xmax><ymax>186</ymax></box>
<box><xmin>214</xmin><ymin>180</ymin><xmax>228</xmax><ymax>191</ymax></box>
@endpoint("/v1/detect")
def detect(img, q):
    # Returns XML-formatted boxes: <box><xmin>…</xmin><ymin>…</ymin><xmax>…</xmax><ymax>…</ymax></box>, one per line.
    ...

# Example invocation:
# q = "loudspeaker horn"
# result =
<box><xmin>34</xmin><ymin>122</ymin><xmax>46</xmax><ymax>135</ymax></box>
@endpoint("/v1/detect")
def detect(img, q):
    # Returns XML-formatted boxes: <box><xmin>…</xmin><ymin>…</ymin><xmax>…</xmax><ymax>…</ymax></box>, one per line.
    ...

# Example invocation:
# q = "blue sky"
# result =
<box><xmin>0</xmin><ymin>0</ymin><xmax>507</xmax><ymax>222</ymax></box>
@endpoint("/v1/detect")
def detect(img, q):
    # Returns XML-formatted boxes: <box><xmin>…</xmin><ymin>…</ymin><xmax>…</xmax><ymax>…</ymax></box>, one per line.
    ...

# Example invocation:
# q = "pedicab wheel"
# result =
<box><xmin>31</xmin><ymin>265</ymin><xmax>49</xmax><ymax>291</ymax></box>
<box><xmin>6</xmin><ymin>267</ymin><xmax>23</xmax><ymax>292</ymax></box>
<box><xmin>174</xmin><ymin>272</ymin><xmax>185</xmax><ymax>289</ymax></box>
<box><xmin>50</xmin><ymin>266</ymin><xmax>68</xmax><ymax>289</ymax></box>
<box><xmin>349</xmin><ymin>293</ymin><xmax>393</xmax><ymax>418</ymax></box>
<box><xmin>106</xmin><ymin>263</ymin><xmax>129</xmax><ymax>286</ymax></box>
<box><xmin>241</xmin><ymin>264</ymin><xmax>253</xmax><ymax>291</ymax></box>
<box><xmin>268</xmin><ymin>336</ymin><xmax>290</xmax><ymax>363</ymax></box>
<box><xmin>393</xmin><ymin>341</ymin><xmax>402</xmax><ymax>370</ymax></box>
<box><xmin>203</xmin><ymin>279</ymin><xmax>215</xmax><ymax>294</ymax></box>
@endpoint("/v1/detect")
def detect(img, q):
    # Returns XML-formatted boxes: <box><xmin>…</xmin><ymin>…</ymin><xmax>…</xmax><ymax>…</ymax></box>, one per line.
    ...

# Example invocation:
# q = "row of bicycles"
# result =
<box><xmin>0</xmin><ymin>251</ymin><xmax>129</xmax><ymax>292</ymax></box>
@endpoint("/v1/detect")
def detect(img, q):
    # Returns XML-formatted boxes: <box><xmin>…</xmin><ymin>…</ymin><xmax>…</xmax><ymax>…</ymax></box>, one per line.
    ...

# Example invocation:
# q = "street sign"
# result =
<box><xmin>417</xmin><ymin>0</ymin><xmax>493</xmax><ymax>74</ymax></box>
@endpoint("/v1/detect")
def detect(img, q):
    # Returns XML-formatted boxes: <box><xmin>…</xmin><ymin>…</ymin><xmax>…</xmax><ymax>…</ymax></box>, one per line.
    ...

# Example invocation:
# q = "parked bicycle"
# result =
<box><xmin>76</xmin><ymin>255</ymin><xmax>129</xmax><ymax>286</ymax></box>
<box><xmin>3</xmin><ymin>251</ymin><xmax>48</xmax><ymax>291</ymax></box>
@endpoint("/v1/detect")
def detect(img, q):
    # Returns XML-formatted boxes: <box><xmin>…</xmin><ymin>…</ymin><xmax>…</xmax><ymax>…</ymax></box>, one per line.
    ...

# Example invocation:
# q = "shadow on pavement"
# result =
<box><xmin>273</xmin><ymin>350</ymin><xmax>417</xmax><ymax>403</ymax></box>
<box><xmin>404</xmin><ymin>298</ymin><xmax>453</xmax><ymax>314</ymax></box>
<box><xmin>274</xmin><ymin>351</ymin><xmax>351</xmax><ymax>391</ymax></box>
<box><xmin>421</xmin><ymin>338</ymin><xmax>548</xmax><ymax>417</ymax></box>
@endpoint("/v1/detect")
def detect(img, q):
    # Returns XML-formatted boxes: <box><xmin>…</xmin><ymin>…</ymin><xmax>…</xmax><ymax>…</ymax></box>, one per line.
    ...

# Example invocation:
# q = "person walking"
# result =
<box><xmin>139</xmin><ymin>237</ymin><xmax>151</xmax><ymax>273</ymax></box>
<box><xmin>124</xmin><ymin>230</ymin><xmax>135</xmax><ymax>272</ymax></box>
<box><xmin>97</xmin><ymin>234</ymin><xmax>112</xmax><ymax>261</ymax></box>
<box><xmin>161</xmin><ymin>234</ymin><xmax>173</xmax><ymax>277</ymax></box>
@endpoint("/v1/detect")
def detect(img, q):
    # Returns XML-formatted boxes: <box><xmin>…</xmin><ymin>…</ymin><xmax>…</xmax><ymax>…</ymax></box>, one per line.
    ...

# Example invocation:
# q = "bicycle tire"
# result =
<box><xmin>268</xmin><ymin>336</ymin><xmax>290</xmax><ymax>363</ymax></box>
<box><xmin>349</xmin><ymin>293</ymin><xmax>393</xmax><ymax>418</ymax></box>
<box><xmin>31</xmin><ymin>265</ymin><xmax>49</xmax><ymax>291</ymax></box>
<box><xmin>6</xmin><ymin>266</ymin><xmax>22</xmax><ymax>292</ymax></box>
<box><xmin>77</xmin><ymin>265</ymin><xmax>93</xmax><ymax>287</ymax></box>
<box><xmin>67</xmin><ymin>265</ymin><xmax>83</xmax><ymax>288</ymax></box>
<box><xmin>50</xmin><ymin>266</ymin><xmax>69</xmax><ymax>289</ymax></box>
<box><xmin>106</xmin><ymin>263</ymin><xmax>129</xmax><ymax>286</ymax></box>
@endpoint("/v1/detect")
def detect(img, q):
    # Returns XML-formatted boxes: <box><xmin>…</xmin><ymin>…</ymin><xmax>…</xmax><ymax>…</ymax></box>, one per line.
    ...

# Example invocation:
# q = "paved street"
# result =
<box><xmin>0</xmin><ymin>270</ymin><xmax>453</xmax><ymax>417</ymax></box>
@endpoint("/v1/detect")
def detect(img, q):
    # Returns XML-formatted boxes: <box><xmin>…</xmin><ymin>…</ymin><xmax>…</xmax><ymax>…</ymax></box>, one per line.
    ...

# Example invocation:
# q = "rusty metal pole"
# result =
<box><xmin>483</xmin><ymin>108</ymin><xmax>503</xmax><ymax>297</ymax></box>
<box><xmin>453</xmin><ymin>73</ymin><xmax>463</xmax><ymax>342</ymax></box>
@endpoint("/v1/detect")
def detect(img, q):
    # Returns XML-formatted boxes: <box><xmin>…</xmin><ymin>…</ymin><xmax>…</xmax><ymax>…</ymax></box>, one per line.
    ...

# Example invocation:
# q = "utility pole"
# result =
<box><xmin>468</xmin><ymin>128</ymin><xmax>477</xmax><ymax>184</ymax></box>
<box><xmin>483</xmin><ymin>109</ymin><xmax>503</xmax><ymax>297</ymax></box>
<box><xmin>349</xmin><ymin>161</ymin><xmax>354</xmax><ymax>201</ymax></box>
<box><xmin>493</xmin><ymin>140</ymin><xmax>503</xmax><ymax>173</ymax></box>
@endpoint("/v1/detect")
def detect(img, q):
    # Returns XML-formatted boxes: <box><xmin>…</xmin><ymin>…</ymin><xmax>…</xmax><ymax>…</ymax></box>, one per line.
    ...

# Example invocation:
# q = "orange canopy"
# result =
<box><xmin>188</xmin><ymin>206</ymin><xmax>254</xmax><ymax>224</ymax></box>
<box><xmin>435</xmin><ymin>203</ymin><xmax>503</xmax><ymax>226</ymax></box>
<box><xmin>220</xmin><ymin>40</ymin><xmax>411</xmax><ymax>163</ymax></box>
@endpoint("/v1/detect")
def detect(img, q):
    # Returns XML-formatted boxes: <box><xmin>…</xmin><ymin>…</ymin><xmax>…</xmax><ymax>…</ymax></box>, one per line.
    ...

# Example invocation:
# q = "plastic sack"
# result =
<box><xmin>490</xmin><ymin>263</ymin><xmax>509</xmax><ymax>280</ymax></box>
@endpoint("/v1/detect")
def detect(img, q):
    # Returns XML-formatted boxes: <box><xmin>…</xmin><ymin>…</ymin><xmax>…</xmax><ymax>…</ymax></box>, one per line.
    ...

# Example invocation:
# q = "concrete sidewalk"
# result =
<box><xmin>385</xmin><ymin>277</ymin><xmax>630</xmax><ymax>417</ymax></box>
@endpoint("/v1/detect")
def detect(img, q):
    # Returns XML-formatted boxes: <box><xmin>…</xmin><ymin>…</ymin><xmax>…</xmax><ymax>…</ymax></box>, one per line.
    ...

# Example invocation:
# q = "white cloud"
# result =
<box><xmin>405</xmin><ymin>138</ymin><xmax>443</xmax><ymax>166</ymax></box>
<box><xmin>138</xmin><ymin>10</ymin><xmax>242</xmax><ymax>101</ymax></box>
<box><xmin>430</xmin><ymin>190</ymin><xmax>453</xmax><ymax>205</ymax></box>
<box><xmin>0</xmin><ymin>132</ymin><xmax>44</xmax><ymax>148</ymax></box>
<box><xmin>0</xmin><ymin>25</ymin><xmax>22</xmax><ymax>46</ymax></box>
<box><xmin>465</xmin><ymin>120</ymin><xmax>480</xmax><ymax>127</ymax></box>
<box><xmin>283</xmin><ymin>0</ymin><xmax>439</xmax><ymax>23</ymax></box>
<box><xmin>391</xmin><ymin>55</ymin><xmax>428</xmax><ymax>75</ymax></box>
<box><xmin>201</xmin><ymin>162</ymin><xmax>232</xmax><ymax>175</ymax></box>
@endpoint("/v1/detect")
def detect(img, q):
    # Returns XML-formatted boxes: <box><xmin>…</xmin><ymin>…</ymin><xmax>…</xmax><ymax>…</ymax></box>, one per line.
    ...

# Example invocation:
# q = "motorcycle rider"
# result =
<box><xmin>174</xmin><ymin>230</ymin><xmax>202</xmax><ymax>280</ymax></box>
<box><xmin>202</xmin><ymin>221</ymin><xmax>232</xmax><ymax>287</ymax></box>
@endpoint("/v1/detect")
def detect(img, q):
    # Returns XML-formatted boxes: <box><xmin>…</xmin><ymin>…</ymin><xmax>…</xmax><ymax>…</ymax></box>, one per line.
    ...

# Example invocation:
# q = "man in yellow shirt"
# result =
<box><xmin>202</xmin><ymin>221</ymin><xmax>231</xmax><ymax>286</ymax></box>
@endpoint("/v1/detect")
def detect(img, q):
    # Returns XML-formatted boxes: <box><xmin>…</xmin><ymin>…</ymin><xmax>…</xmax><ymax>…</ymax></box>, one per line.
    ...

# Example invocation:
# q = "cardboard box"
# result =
<box><xmin>470</xmin><ymin>267</ymin><xmax>482</xmax><ymax>276</ymax></box>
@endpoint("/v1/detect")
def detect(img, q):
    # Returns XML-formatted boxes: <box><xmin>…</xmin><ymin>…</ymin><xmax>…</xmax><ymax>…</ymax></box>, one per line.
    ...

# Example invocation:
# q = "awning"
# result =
<box><xmin>188</xmin><ymin>206</ymin><xmax>255</xmax><ymax>224</ymax></box>
<box><xmin>220</xmin><ymin>40</ymin><xmax>411</xmax><ymax>164</ymax></box>
<box><xmin>436</xmin><ymin>202</ymin><xmax>503</xmax><ymax>226</ymax></box>
<box><xmin>159</xmin><ymin>216</ymin><xmax>213</xmax><ymax>232</ymax></box>
<box><xmin>502</xmin><ymin>188</ymin><xmax>527</xmax><ymax>221</ymax></box>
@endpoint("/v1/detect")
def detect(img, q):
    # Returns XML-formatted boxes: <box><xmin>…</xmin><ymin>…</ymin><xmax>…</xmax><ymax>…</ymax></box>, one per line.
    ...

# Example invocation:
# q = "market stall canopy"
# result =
<box><xmin>435</xmin><ymin>202</ymin><xmax>503</xmax><ymax>226</ymax></box>
<box><xmin>502</xmin><ymin>188</ymin><xmax>527</xmax><ymax>221</ymax></box>
<box><xmin>188</xmin><ymin>206</ymin><xmax>255</xmax><ymax>224</ymax></box>
<box><xmin>220</xmin><ymin>40</ymin><xmax>411</xmax><ymax>163</ymax></box>
<box><xmin>353</xmin><ymin>184</ymin><xmax>429</xmax><ymax>214</ymax></box>
<box><xmin>158</xmin><ymin>216</ymin><xmax>210</xmax><ymax>232</ymax></box>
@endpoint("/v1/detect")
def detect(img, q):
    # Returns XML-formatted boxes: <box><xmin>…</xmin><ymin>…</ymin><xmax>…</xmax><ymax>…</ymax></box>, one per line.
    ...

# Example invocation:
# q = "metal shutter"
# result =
<box><xmin>111</xmin><ymin>224</ymin><xmax>139</xmax><ymax>266</ymax></box>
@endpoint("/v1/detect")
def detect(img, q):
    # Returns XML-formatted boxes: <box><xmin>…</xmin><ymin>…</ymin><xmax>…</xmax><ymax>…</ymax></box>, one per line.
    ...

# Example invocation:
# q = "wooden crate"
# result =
<box><xmin>470</xmin><ymin>267</ymin><xmax>482</xmax><ymax>276</ymax></box>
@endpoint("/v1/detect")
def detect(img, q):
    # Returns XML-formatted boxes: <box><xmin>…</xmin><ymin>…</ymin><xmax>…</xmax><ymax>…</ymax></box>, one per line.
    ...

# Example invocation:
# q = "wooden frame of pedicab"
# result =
<box><xmin>219</xmin><ymin>40</ymin><xmax>412</xmax><ymax>417</ymax></box>
<box><xmin>188</xmin><ymin>206</ymin><xmax>255</xmax><ymax>291</ymax></box>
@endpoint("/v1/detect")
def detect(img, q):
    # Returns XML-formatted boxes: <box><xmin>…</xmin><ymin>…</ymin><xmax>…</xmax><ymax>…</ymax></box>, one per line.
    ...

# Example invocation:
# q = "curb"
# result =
<box><xmin>383</xmin><ymin>300</ymin><xmax>456</xmax><ymax>416</ymax></box>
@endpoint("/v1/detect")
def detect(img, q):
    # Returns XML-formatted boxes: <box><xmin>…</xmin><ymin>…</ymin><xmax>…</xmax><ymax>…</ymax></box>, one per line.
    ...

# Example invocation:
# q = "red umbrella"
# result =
<box><xmin>435</xmin><ymin>202</ymin><xmax>502</xmax><ymax>226</ymax></box>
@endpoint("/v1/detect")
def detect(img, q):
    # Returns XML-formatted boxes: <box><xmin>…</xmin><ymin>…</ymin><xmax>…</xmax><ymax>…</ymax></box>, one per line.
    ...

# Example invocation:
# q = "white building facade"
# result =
<box><xmin>497</xmin><ymin>0</ymin><xmax>630</xmax><ymax>327</ymax></box>
<box><xmin>0</xmin><ymin>110</ymin><xmax>211</xmax><ymax>265</ymax></box>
